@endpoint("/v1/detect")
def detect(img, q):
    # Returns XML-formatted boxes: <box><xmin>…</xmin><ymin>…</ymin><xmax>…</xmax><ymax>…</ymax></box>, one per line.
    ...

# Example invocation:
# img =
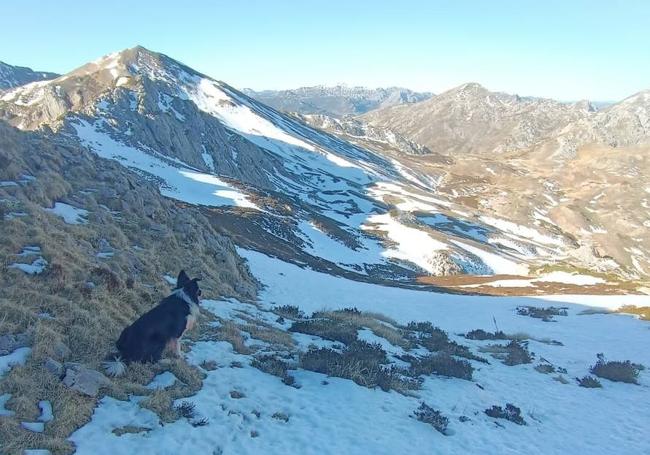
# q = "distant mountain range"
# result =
<box><xmin>0</xmin><ymin>61</ymin><xmax>58</xmax><ymax>90</ymax></box>
<box><xmin>242</xmin><ymin>85</ymin><xmax>432</xmax><ymax>117</ymax></box>
<box><xmin>361</xmin><ymin>82</ymin><xmax>650</xmax><ymax>158</ymax></box>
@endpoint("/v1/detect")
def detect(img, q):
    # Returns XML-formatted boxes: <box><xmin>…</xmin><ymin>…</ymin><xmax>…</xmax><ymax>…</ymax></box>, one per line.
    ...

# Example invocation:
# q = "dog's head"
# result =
<box><xmin>176</xmin><ymin>270</ymin><xmax>202</xmax><ymax>305</ymax></box>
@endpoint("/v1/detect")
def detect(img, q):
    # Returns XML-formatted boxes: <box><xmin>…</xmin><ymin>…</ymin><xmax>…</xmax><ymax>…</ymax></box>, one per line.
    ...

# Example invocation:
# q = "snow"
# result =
<box><xmin>188</xmin><ymin>78</ymin><xmax>314</xmax><ymax>151</ymax></box>
<box><xmin>17</xmin><ymin>245</ymin><xmax>41</xmax><ymax>257</ymax></box>
<box><xmin>480</xmin><ymin>216</ymin><xmax>563</xmax><ymax>247</ymax></box>
<box><xmin>536</xmin><ymin>271</ymin><xmax>605</xmax><ymax>286</ymax></box>
<box><xmin>451</xmin><ymin>240</ymin><xmax>528</xmax><ymax>275</ymax></box>
<box><xmin>363</xmin><ymin>213</ymin><xmax>447</xmax><ymax>272</ymax></box>
<box><xmin>70</xmin><ymin>250</ymin><xmax>650</xmax><ymax>455</ymax></box>
<box><xmin>72</xmin><ymin>119</ymin><xmax>257</xmax><ymax>209</ymax></box>
<box><xmin>44</xmin><ymin>202</ymin><xmax>89</xmax><ymax>224</ymax></box>
<box><xmin>468</xmin><ymin>273</ymin><xmax>606</xmax><ymax>289</ymax></box>
<box><xmin>419</xmin><ymin>213</ymin><xmax>488</xmax><ymax>242</ymax></box>
<box><xmin>201</xmin><ymin>147</ymin><xmax>215</xmax><ymax>171</ymax></box>
<box><xmin>163</xmin><ymin>275</ymin><xmax>177</xmax><ymax>286</ymax></box>
<box><xmin>9</xmin><ymin>257</ymin><xmax>48</xmax><ymax>275</ymax></box>
<box><xmin>296</xmin><ymin>220</ymin><xmax>383</xmax><ymax>272</ymax></box>
<box><xmin>146</xmin><ymin>372</ymin><xmax>178</xmax><ymax>390</ymax></box>
<box><xmin>38</xmin><ymin>400</ymin><xmax>53</xmax><ymax>422</ymax></box>
<box><xmin>21</xmin><ymin>421</ymin><xmax>45</xmax><ymax>432</ymax></box>
<box><xmin>0</xmin><ymin>347</ymin><xmax>31</xmax><ymax>377</ymax></box>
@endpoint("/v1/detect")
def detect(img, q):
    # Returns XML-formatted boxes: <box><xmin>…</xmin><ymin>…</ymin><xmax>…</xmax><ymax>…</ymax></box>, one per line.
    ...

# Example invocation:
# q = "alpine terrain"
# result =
<box><xmin>0</xmin><ymin>47</ymin><xmax>648</xmax><ymax>455</ymax></box>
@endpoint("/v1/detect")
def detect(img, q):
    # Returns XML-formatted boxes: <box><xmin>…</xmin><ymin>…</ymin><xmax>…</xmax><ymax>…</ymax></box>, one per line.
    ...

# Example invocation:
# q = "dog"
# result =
<box><xmin>103</xmin><ymin>270</ymin><xmax>202</xmax><ymax>377</ymax></box>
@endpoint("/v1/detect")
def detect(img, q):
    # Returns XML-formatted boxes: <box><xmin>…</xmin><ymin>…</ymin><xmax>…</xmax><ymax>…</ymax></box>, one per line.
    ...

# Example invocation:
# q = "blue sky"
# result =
<box><xmin>1</xmin><ymin>0</ymin><xmax>648</xmax><ymax>101</ymax></box>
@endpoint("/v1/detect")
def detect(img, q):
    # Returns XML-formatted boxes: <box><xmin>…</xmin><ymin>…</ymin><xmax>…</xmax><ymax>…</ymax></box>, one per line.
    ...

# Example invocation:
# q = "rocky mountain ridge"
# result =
<box><xmin>0</xmin><ymin>61</ymin><xmax>58</xmax><ymax>91</ymax></box>
<box><xmin>243</xmin><ymin>84</ymin><xmax>432</xmax><ymax>117</ymax></box>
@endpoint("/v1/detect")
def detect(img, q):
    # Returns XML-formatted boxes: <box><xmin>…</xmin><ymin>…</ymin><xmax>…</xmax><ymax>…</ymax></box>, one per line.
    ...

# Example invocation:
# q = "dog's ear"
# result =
<box><xmin>177</xmin><ymin>270</ymin><xmax>190</xmax><ymax>288</ymax></box>
<box><xmin>183</xmin><ymin>277</ymin><xmax>201</xmax><ymax>290</ymax></box>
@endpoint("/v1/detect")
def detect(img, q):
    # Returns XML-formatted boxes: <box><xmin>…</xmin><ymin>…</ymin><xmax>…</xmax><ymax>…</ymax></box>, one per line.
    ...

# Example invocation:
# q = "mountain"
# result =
<box><xmin>1</xmin><ymin>46</ymin><xmax>649</xmax><ymax>455</ymax></box>
<box><xmin>1</xmin><ymin>47</ymin><xmax>647</xmax><ymax>284</ymax></box>
<box><xmin>242</xmin><ymin>85</ymin><xmax>432</xmax><ymax>117</ymax></box>
<box><xmin>296</xmin><ymin>113</ymin><xmax>435</xmax><ymax>156</ymax></box>
<box><xmin>361</xmin><ymin>82</ymin><xmax>599</xmax><ymax>156</ymax></box>
<box><xmin>0</xmin><ymin>61</ymin><xmax>58</xmax><ymax>90</ymax></box>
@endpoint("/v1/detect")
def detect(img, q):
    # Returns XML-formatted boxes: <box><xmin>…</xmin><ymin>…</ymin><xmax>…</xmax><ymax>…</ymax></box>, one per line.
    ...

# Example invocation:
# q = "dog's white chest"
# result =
<box><xmin>185</xmin><ymin>301</ymin><xmax>200</xmax><ymax>332</ymax></box>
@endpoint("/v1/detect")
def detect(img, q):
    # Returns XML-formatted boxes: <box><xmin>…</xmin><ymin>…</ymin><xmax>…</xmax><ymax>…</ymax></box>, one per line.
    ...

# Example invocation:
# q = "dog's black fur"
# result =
<box><xmin>104</xmin><ymin>270</ymin><xmax>202</xmax><ymax>376</ymax></box>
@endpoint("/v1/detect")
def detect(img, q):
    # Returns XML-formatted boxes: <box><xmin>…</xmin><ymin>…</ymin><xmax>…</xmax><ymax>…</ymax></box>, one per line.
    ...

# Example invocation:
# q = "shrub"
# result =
<box><xmin>312</xmin><ymin>309</ymin><xmax>411</xmax><ymax>349</ymax></box>
<box><xmin>251</xmin><ymin>355</ymin><xmax>294</xmax><ymax>385</ymax></box>
<box><xmin>534</xmin><ymin>364</ymin><xmax>555</xmax><ymax>374</ymax></box>
<box><xmin>576</xmin><ymin>375</ymin><xmax>602</xmax><ymax>388</ymax></box>
<box><xmin>405</xmin><ymin>321</ymin><xmax>439</xmax><ymax>334</ymax></box>
<box><xmin>413</xmin><ymin>402</ymin><xmax>449</xmax><ymax>435</ymax></box>
<box><xmin>405</xmin><ymin>322</ymin><xmax>486</xmax><ymax>363</ymax></box>
<box><xmin>464</xmin><ymin>329</ymin><xmax>509</xmax><ymax>340</ymax></box>
<box><xmin>289</xmin><ymin>319</ymin><xmax>358</xmax><ymax>344</ymax></box>
<box><xmin>409</xmin><ymin>353</ymin><xmax>473</xmax><ymax>380</ymax></box>
<box><xmin>272</xmin><ymin>412</ymin><xmax>289</xmax><ymax>422</ymax></box>
<box><xmin>590</xmin><ymin>353</ymin><xmax>644</xmax><ymax>384</ymax></box>
<box><xmin>480</xmin><ymin>340</ymin><xmax>533</xmax><ymax>365</ymax></box>
<box><xmin>516</xmin><ymin>306</ymin><xmax>567</xmax><ymax>322</ymax></box>
<box><xmin>299</xmin><ymin>341</ymin><xmax>419</xmax><ymax>393</ymax></box>
<box><xmin>376</xmin><ymin>365</ymin><xmax>423</xmax><ymax>393</ymax></box>
<box><xmin>272</xmin><ymin>305</ymin><xmax>305</xmax><ymax>320</ymax></box>
<box><xmin>503</xmin><ymin>341</ymin><xmax>534</xmax><ymax>366</ymax></box>
<box><xmin>174</xmin><ymin>401</ymin><xmax>196</xmax><ymax>419</ymax></box>
<box><xmin>485</xmin><ymin>403</ymin><xmax>526</xmax><ymax>425</ymax></box>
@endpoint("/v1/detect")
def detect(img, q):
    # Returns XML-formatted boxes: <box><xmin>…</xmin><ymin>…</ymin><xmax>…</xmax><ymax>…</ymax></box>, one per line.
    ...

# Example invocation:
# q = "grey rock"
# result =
<box><xmin>62</xmin><ymin>365</ymin><xmax>111</xmax><ymax>397</ymax></box>
<box><xmin>52</xmin><ymin>340</ymin><xmax>71</xmax><ymax>360</ymax></box>
<box><xmin>44</xmin><ymin>357</ymin><xmax>64</xmax><ymax>377</ymax></box>
<box><xmin>0</xmin><ymin>333</ymin><xmax>29</xmax><ymax>356</ymax></box>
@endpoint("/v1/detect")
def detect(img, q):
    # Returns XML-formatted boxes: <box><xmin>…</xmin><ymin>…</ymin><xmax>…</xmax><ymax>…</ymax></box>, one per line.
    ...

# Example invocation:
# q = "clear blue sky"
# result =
<box><xmin>1</xmin><ymin>0</ymin><xmax>648</xmax><ymax>101</ymax></box>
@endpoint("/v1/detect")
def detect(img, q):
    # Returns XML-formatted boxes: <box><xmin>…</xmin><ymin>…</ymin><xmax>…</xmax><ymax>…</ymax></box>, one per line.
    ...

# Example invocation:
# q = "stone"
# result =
<box><xmin>62</xmin><ymin>364</ymin><xmax>111</xmax><ymax>397</ymax></box>
<box><xmin>0</xmin><ymin>333</ymin><xmax>29</xmax><ymax>356</ymax></box>
<box><xmin>52</xmin><ymin>340</ymin><xmax>71</xmax><ymax>360</ymax></box>
<box><xmin>44</xmin><ymin>358</ymin><xmax>64</xmax><ymax>377</ymax></box>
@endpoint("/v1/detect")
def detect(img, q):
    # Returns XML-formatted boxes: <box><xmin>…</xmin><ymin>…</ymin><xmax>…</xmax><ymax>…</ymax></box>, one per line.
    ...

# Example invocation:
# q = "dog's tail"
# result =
<box><xmin>102</xmin><ymin>354</ymin><xmax>127</xmax><ymax>377</ymax></box>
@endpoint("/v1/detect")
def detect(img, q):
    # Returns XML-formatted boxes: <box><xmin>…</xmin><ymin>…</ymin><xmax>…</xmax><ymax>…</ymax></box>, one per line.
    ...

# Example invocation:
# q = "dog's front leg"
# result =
<box><xmin>175</xmin><ymin>338</ymin><xmax>182</xmax><ymax>357</ymax></box>
<box><xmin>167</xmin><ymin>338</ymin><xmax>179</xmax><ymax>357</ymax></box>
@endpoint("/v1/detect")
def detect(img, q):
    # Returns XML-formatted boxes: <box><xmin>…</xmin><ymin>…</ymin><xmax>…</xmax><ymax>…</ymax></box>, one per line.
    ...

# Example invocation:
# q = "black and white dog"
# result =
<box><xmin>103</xmin><ymin>270</ymin><xmax>202</xmax><ymax>377</ymax></box>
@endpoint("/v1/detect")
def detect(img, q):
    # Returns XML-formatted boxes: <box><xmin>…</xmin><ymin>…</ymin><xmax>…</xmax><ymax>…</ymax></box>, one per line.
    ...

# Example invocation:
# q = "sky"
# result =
<box><xmin>1</xmin><ymin>0</ymin><xmax>648</xmax><ymax>101</ymax></box>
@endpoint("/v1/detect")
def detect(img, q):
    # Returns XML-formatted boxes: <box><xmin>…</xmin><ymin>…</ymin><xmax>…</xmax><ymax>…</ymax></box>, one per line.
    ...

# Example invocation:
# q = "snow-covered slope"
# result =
<box><xmin>69</xmin><ymin>250</ymin><xmax>650</xmax><ymax>455</ymax></box>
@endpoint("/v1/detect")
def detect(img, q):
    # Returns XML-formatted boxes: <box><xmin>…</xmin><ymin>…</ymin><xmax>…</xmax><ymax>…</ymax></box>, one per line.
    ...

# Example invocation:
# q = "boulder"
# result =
<box><xmin>0</xmin><ymin>333</ymin><xmax>29</xmax><ymax>356</ymax></box>
<box><xmin>44</xmin><ymin>358</ymin><xmax>64</xmax><ymax>378</ymax></box>
<box><xmin>62</xmin><ymin>364</ymin><xmax>110</xmax><ymax>397</ymax></box>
